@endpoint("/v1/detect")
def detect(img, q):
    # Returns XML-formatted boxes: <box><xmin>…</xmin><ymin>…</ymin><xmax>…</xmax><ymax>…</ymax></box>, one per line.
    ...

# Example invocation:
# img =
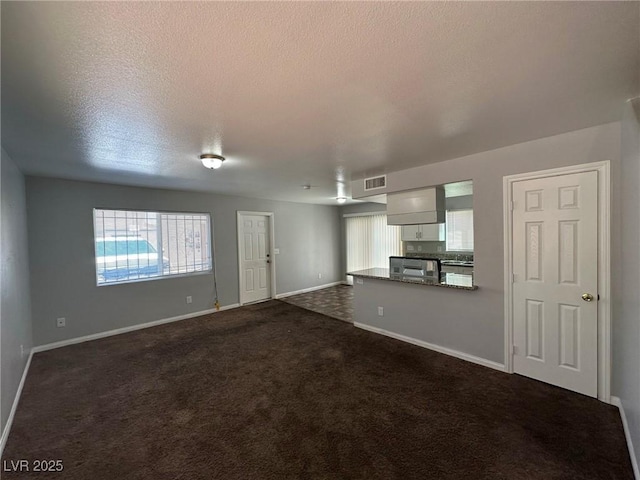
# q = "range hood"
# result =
<box><xmin>387</xmin><ymin>187</ymin><xmax>445</xmax><ymax>225</ymax></box>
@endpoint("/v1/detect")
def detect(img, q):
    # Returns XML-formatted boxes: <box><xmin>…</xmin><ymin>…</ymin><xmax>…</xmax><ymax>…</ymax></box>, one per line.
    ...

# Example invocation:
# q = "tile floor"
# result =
<box><xmin>280</xmin><ymin>284</ymin><xmax>354</xmax><ymax>323</ymax></box>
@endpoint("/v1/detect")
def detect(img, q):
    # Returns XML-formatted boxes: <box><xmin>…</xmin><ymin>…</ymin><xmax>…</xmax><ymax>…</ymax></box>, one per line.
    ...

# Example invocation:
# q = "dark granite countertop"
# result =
<box><xmin>347</xmin><ymin>268</ymin><xmax>478</xmax><ymax>291</ymax></box>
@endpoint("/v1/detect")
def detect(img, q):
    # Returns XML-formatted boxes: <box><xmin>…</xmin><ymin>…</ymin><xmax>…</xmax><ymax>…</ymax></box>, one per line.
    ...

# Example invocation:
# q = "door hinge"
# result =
<box><xmin>510</xmin><ymin>201</ymin><xmax>515</xmax><ymax>211</ymax></box>
<box><xmin>512</xmin><ymin>273</ymin><xmax>517</xmax><ymax>283</ymax></box>
<box><xmin>512</xmin><ymin>345</ymin><xmax>519</xmax><ymax>356</ymax></box>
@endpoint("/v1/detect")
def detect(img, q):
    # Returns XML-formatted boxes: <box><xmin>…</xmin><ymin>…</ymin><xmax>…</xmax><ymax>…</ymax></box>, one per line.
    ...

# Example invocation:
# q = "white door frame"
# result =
<box><xmin>503</xmin><ymin>161</ymin><xmax>611</xmax><ymax>402</ymax></box>
<box><xmin>237</xmin><ymin>211</ymin><xmax>277</xmax><ymax>305</ymax></box>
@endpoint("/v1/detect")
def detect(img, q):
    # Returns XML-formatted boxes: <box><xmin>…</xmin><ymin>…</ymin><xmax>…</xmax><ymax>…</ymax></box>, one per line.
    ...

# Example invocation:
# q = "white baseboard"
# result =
<box><xmin>32</xmin><ymin>304</ymin><xmax>241</xmax><ymax>353</ymax></box>
<box><xmin>354</xmin><ymin>322</ymin><xmax>506</xmax><ymax>372</ymax></box>
<box><xmin>275</xmin><ymin>281</ymin><xmax>346</xmax><ymax>299</ymax></box>
<box><xmin>611</xmin><ymin>396</ymin><xmax>639</xmax><ymax>479</ymax></box>
<box><xmin>0</xmin><ymin>350</ymin><xmax>33</xmax><ymax>458</ymax></box>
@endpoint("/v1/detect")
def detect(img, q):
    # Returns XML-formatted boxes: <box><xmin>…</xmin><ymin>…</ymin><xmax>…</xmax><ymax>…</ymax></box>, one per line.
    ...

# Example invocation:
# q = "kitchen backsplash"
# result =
<box><xmin>404</xmin><ymin>240</ymin><xmax>444</xmax><ymax>255</ymax></box>
<box><xmin>402</xmin><ymin>241</ymin><xmax>473</xmax><ymax>261</ymax></box>
<box><xmin>404</xmin><ymin>252</ymin><xmax>474</xmax><ymax>261</ymax></box>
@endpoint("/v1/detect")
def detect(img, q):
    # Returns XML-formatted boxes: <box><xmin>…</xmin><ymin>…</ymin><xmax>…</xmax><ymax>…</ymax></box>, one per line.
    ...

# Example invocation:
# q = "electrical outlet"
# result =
<box><xmin>406</xmin><ymin>245</ymin><xmax>414</xmax><ymax>252</ymax></box>
<box><xmin>356</xmin><ymin>278</ymin><xmax>364</xmax><ymax>285</ymax></box>
<box><xmin>318</xmin><ymin>273</ymin><xmax>322</xmax><ymax>279</ymax></box>
<box><xmin>56</xmin><ymin>317</ymin><xmax>66</xmax><ymax>328</ymax></box>
<box><xmin>437</xmin><ymin>246</ymin><xmax>443</xmax><ymax>252</ymax></box>
<box><xmin>377</xmin><ymin>306</ymin><xmax>384</xmax><ymax>316</ymax></box>
<box><xmin>417</xmin><ymin>245</ymin><xmax>423</xmax><ymax>251</ymax></box>
<box><xmin>186</xmin><ymin>296</ymin><xmax>193</xmax><ymax>304</ymax></box>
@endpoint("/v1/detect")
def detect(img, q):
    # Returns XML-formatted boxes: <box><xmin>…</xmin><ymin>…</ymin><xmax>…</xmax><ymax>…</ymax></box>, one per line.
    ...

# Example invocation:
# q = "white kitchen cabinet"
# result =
<box><xmin>401</xmin><ymin>224</ymin><xmax>445</xmax><ymax>241</ymax></box>
<box><xmin>401</xmin><ymin>225</ymin><xmax>421</xmax><ymax>241</ymax></box>
<box><xmin>421</xmin><ymin>223</ymin><xmax>445</xmax><ymax>241</ymax></box>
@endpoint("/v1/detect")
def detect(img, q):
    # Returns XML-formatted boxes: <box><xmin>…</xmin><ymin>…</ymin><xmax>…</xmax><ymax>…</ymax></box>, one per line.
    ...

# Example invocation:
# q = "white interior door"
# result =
<box><xmin>239</xmin><ymin>214</ymin><xmax>271</xmax><ymax>304</ymax></box>
<box><xmin>512</xmin><ymin>171</ymin><xmax>598</xmax><ymax>397</ymax></box>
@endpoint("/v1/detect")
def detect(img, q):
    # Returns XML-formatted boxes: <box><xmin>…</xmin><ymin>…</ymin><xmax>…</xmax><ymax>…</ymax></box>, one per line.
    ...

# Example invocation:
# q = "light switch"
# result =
<box><xmin>273</xmin><ymin>248</ymin><xmax>280</xmax><ymax>255</ymax></box>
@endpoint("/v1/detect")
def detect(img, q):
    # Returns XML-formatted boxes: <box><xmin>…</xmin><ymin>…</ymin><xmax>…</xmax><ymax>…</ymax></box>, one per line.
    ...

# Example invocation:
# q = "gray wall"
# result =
<box><xmin>26</xmin><ymin>178</ymin><xmax>342</xmax><ymax>346</ymax></box>
<box><xmin>616</xmin><ymin>99</ymin><xmax>640</xmax><ymax>463</ymax></box>
<box><xmin>1</xmin><ymin>149</ymin><xmax>33</xmax><ymax>435</ymax></box>
<box><xmin>445</xmin><ymin>195</ymin><xmax>473</xmax><ymax>211</ymax></box>
<box><xmin>353</xmin><ymin>122</ymin><xmax>621</xmax><ymax>364</ymax></box>
<box><xmin>341</xmin><ymin>202</ymin><xmax>387</xmax><ymax>216</ymax></box>
<box><xmin>354</xmin><ymin>279</ymin><xmax>491</xmax><ymax>362</ymax></box>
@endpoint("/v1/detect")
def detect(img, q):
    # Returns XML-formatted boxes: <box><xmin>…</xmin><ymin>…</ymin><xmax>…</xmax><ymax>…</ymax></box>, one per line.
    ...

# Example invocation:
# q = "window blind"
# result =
<box><xmin>345</xmin><ymin>214</ymin><xmax>402</xmax><ymax>283</ymax></box>
<box><xmin>445</xmin><ymin>209</ymin><xmax>474</xmax><ymax>252</ymax></box>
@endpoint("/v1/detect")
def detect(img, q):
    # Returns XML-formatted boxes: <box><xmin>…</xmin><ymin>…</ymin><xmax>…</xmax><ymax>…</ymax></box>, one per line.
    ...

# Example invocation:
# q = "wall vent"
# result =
<box><xmin>364</xmin><ymin>175</ymin><xmax>387</xmax><ymax>191</ymax></box>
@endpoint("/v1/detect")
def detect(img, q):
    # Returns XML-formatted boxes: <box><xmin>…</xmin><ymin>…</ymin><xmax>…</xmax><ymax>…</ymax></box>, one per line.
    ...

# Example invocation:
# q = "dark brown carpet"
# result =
<box><xmin>2</xmin><ymin>300</ymin><xmax>632</xmax><ymax>479</ymax></box>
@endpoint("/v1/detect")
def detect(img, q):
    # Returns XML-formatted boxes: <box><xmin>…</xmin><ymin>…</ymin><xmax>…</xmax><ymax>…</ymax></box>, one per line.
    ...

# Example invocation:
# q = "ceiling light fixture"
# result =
<box><xmin>336</xmin><ymin>197</ymin><xmax>347</xmax><ymax>204</ymax></box>
<box><xmin>200</xmin><ymin>153</ymin><xmax>225</xmax><ymax>170</ymax></box>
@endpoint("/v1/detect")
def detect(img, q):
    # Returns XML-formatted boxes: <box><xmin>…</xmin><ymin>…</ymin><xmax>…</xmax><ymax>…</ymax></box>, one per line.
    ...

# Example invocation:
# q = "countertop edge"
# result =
<box><xmin>347</xmin><ymin>270</ymin><xmax>478</xmax><ymax>291</ymax></box>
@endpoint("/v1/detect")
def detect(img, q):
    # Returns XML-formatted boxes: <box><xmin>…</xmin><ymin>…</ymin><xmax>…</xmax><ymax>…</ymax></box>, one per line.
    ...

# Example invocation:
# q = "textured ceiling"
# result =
<box><xmin>2</xmin><ymin>2</ymin><xmax>638</xmax><ymax>204</ymax></box>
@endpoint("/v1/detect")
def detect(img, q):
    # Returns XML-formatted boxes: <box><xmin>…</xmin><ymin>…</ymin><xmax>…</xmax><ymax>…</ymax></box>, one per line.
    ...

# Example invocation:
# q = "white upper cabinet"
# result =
<box><xmin>401</xmin><ymin>225</ymin><xmax>421</xmax><ymax>241</ymax></box>
<box><xmin>401</xmin><ymin>224</ymin><xmax>445</xmax><ymax>241</ymax></box>
<box><xmin>421</xmin><ymin>223</ymin><xmax>445</xmax><ymax>241</ymax></box>
<box><xmin>387</xmin><ymin>187</ymin><xmax>445</xmax><ymax>225</ymax></box>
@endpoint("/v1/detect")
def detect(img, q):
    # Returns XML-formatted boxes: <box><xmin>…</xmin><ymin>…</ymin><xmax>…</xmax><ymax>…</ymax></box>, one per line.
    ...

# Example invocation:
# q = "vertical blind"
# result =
<box><xmin>345</xmin><ymin>214</ymin><xmax>402</xmax><ymax>282</ymax></box>
<box><xmin>445</xmin><ymin>209</ymin><xmax>474</xmax><ymax>252</ymax></box>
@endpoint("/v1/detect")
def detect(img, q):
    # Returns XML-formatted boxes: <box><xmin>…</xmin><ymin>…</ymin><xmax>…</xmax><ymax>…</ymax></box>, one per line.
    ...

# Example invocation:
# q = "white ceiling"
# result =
<box><xmin>2</xmin><ymin>2</ymin><xmax>638</xmax><ymax>204</ymax></box>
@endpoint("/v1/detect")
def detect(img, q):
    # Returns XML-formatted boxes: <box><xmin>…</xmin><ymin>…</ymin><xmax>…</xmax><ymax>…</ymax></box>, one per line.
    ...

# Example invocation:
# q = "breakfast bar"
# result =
<box><xmin>345</xmin><ymin>262</ymin><xmax>502</xmax><ymax>370</ymax></box>
<box><xmin>348</xmin><ymin>267</ymin><xmax>477</xmax><ymax>290</ymax></box>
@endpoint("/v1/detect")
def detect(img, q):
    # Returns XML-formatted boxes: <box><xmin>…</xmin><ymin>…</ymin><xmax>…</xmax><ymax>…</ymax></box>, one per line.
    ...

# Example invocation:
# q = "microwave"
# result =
<box><xmin>389</xmin><ymin>256</ymin><xmax>440</xmax><ymax>282</ymax></box>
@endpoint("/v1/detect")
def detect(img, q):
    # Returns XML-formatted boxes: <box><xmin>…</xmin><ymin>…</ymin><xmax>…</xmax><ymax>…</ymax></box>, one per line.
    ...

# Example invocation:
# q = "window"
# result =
<box><xmin>93</xmin><ymin>209</ymin><xmax>212</xmax><ymax>285</ymax></box>
<box><xmin>345</xmin><ymin>214</ymin><xmax>402</xmax><ymax>283</ymax></box>
<box><xmin>446</xmin><ymin>209</ymin><xmax>474</xmax><ymax>252</ymax></box>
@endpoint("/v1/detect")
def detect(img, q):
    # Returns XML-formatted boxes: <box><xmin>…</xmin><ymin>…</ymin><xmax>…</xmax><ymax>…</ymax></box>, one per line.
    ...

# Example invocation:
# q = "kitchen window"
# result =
<box><xmin>93</xmin><ymin>209</ymin><xmax>212</xmax><ymax>286</ymax></box>
<box><xmin>345</xmin><ymin>213</ymin><xmax>402</xmax><ymax>283</ymax></box>
<box><xmin>446</xmin><ymin>209</ymin><xmax>474</xmax><ymax>252</ymax></box>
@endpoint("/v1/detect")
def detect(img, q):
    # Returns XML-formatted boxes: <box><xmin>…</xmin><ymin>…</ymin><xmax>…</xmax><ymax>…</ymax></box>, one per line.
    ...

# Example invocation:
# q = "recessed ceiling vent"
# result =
<box><xmin>364</xmin><ymin>175</ymin><xmax>386</xmax><ymax>191</ymax></box>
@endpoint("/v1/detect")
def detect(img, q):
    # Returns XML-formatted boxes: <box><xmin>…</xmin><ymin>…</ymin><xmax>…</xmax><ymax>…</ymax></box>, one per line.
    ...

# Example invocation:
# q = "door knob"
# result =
<box><xmin>581</xmin><ymin>293</ymin><xmax>594</xmax><ymax>302</ymax></box>
<box><xmin>266</xmin><ymin>260</ymin><xmax>270</xmax><ymax>264</ymax></box>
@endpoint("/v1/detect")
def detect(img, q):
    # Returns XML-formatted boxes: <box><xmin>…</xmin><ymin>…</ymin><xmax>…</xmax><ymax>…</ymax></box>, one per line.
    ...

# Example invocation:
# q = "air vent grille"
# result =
<box><xmin>364</xmin><ymin>175</ymin><xmax>386</xmax><ymax>191</ymax></box>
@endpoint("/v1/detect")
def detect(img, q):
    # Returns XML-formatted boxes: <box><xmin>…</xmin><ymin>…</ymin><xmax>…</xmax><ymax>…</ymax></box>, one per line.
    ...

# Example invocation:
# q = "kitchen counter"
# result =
<box><xmin>441</xmin><ymin>260</ymin><xmax>474</xmax><ymax>267</ymax></box>
<box><xmin>348</xmin><ymin>267</ymin><xmax>477</xmax><ymax>290</ymax></box>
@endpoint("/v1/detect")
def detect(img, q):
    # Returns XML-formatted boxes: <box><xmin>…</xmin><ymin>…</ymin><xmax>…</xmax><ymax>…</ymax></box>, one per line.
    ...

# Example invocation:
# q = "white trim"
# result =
<box><xmin>275</xmin><ymin>281</ymin><xmax>346</xmax><ymax>299</ymax></box>
<box><xmin>611</xmin><ymin>396</ymin><xmax>639</xmax><ymax>479</ymax></box>
<box><xmin>0</xmin><ymin>350</ymin><xmax>33</xmax><ymax>457</ymax></box>
<box><xmin>354</xmin><ymin>322</ymin><xmax>506</xmax><ymax>372</ymax></box>
<box><xmin>503</xmin><ymin>176</ymin><xmax>513</xmax><ymax>374</ymax></box>
<box><xmin>503</xmin><ymin>160</ymin><xmax>611</xmax><ymax>402</ymax></box>
<box><xmin>32</xmin><ymin>304</ymin><xmax>240</xmax><ymax>353</ymax></box>
<box><xmin>237</xmin><ymin>211</ymin><xmax>277</xmax><ymax>306</ymax></box>
<box><xmin>342</xmin><ymin>211</ymin><xmax>387</xmax><ymax>218</ymax></box>
<box><xmin>96</xmin><ymin>269</ymin><xmax>213</xmax><ymax>287</ymax></box>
